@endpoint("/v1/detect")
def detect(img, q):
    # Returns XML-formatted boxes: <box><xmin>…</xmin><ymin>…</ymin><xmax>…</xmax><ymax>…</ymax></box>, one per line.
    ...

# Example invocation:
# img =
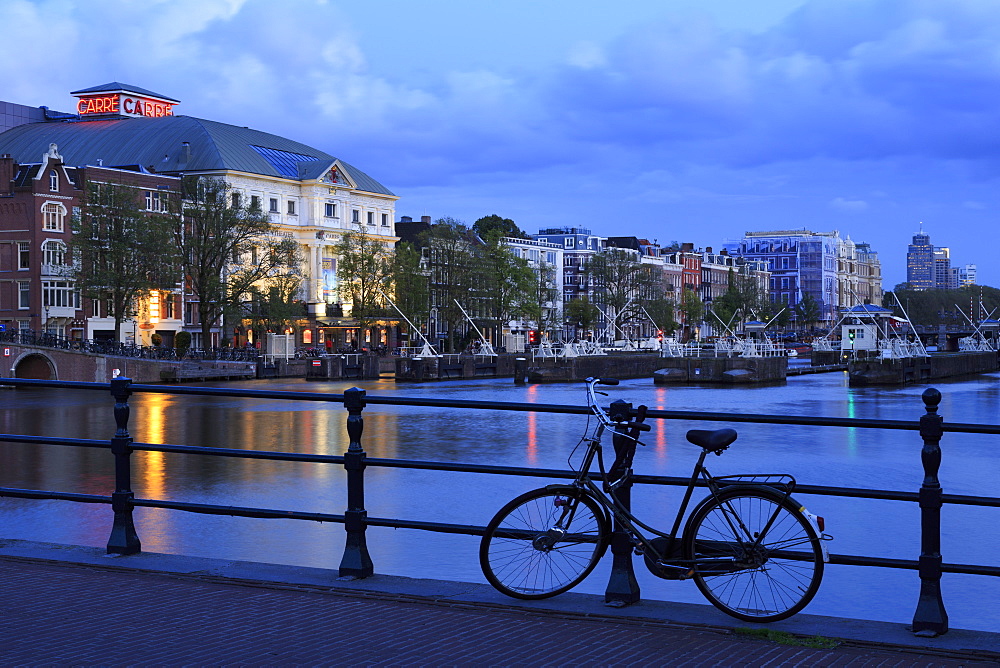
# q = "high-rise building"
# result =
<box><xmin>906</xmin><ymin>230</ymin><xmax>935</xmax><ymax>290</ymax></box>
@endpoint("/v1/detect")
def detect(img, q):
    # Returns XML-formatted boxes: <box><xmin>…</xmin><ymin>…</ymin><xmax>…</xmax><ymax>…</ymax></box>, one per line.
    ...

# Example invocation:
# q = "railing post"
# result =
<box><xmin>912</xmin><ymin>387</ymin><xmax>948</xmax><ymax>636</ymax></box>
<box><xmin>604</xmin><ymin>399</ymin><xmax>640</xmax><ymax>606</ymax></box>
<box><xmin>106</xmin><ymin>376</ymin><xmax>141</xmax><ymax>555</ymax></box>
<box><xmin>339</xmin><ymin>387</ymin><xmax>374</xmax><ymax>578</ymax></box>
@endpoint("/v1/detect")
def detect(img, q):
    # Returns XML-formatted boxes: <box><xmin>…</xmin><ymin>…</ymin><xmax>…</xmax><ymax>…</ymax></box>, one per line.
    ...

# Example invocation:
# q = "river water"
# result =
<box><xmin>1</xmin><ymin>369</ymin><xmax>998</xmax><ymax>630</ymax></box>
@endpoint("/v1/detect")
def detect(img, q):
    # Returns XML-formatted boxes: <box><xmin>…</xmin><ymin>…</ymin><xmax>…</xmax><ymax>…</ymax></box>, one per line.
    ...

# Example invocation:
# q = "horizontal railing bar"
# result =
<box><xmin>0</xmin><ymin>434</ymin><xmax>107</xmax><ymax>448</ymax></box>
<box><xmin>5</xmin><ymin>488</ymin><xmax>996</xmax><ymax>576</ymax></box>
<box><xmin>0</xmin><ymin>488</ymin><xmax>109</xmax><ymax>504</ymax></box>
<box><xmin>2</xmin><ymin>377</ymin><xmax>999</xmax><ymax>434</ymax></box>
<box><xmin>133</xmin><ymin>442</ymin><xmax>345</xmax><ymax>465</ymax></box>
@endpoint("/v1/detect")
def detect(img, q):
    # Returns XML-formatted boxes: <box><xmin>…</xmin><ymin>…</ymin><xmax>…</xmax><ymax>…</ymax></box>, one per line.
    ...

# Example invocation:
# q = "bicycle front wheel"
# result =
<box><xmin>480</xmin><ymin>488</ymin><xmax>610</xmax><ymax>599</ymax></box>
<box><xmin>684</xmin><ymin>488</ymin><xmax>824</xmax><ymax>622</ymax></box>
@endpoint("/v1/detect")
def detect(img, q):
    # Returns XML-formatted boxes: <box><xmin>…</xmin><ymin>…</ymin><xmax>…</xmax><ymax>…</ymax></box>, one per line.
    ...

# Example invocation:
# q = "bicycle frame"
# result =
<box><xmin>566</xmin><ymin>378</ymin><xmax>798</xmax><ymax>576</ymax></box>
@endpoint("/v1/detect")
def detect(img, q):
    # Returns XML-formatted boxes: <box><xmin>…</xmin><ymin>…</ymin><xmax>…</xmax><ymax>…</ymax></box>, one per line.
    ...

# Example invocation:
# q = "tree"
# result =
<box><xmin>564</xmin><ymin>296</ymin><xmax>601</xmax><ymax>338</ymax></box>
<box><xmin>793</xmin><ymin>292</ymin><xmax>822</xmax><ymax>331</ymax></box>
<box><xmin>176</xmin><ymin>176</ymin><xmax>300</xmax><ymax>348</ymax></box>
<box><xmin>585</xmin><ymin>249</ymin><xmax>661</xmax><ymax>339</ymax></box>
<box><xmin>72</xmin><ymin>180</ymin><xmax>179</xmax><ymax>341</ymax></box>
<box><xmin>644</xmin><ymin>297</ymin><xmax>678</xmax><ymax>335</ymax></box>
<box><xmin>419</xmin><ymin>218</ymin><xmax>479</xmax><ymax>352</ymax></box>
<box><xmin>472</xmin><ymin>214</ymin><xmax>526</xmax><ymax>240</ymax></box>
<box><xmin>333</xmin><ymin>227</ymin><xmax>394</xmax><ymax>329</ymax></box>
<box><xmin>710</xmin><ymin>270</ymin><xmax>765</xmax><ymax>332</ymax></box>
<box><xmin>678</xmin><ymin>288</ymin><xmax>704</xmax><ymax>340</ymax></box>
<box><xmin>389</xmin><ymin>242</ymin><xmax>430</xmax><ymax>343</ymax></box>
<box><xmin>479</xmin><ymin>231</ymin><xmax>537</xmax><ymax>343</ymax></box>
<box><xmin>241</xmin><ymin>270</ymin><xmax>304</xmax><ymax>343</ymax></box>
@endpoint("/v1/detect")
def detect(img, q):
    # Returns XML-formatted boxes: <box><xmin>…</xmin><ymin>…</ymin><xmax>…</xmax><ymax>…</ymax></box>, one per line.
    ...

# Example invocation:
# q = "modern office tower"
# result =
<box><xmin>906</xmin><ymin>230</ymin><xmax>935</xmax><ymax>290</ymax></box>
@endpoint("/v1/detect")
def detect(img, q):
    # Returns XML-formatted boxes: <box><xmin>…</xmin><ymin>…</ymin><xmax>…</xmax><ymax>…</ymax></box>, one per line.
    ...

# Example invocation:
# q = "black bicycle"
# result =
<box><xmin>479</xmin><ymin>377</ymin><xmax>831</xmax><ymax>622</ymax></box>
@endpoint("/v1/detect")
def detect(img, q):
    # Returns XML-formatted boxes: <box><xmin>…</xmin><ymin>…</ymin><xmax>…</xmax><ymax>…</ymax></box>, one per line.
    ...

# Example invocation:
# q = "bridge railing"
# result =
<box><xmin>0</xmin><ymin>329</ymin><xmax>260</xmax><ymax>362</ymax></box>
<box><xmin>1</xmin><ymin>377</ymin><xmax>998</xmax><ymax>637</ymax></box>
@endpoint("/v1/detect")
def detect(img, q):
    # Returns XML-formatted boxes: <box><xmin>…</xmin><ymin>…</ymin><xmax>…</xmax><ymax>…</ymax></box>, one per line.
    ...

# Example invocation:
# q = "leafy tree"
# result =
<box><xmin>678</xmin><ymin>288</ymin><xmax>704</xmax><ymax>340</ymax></box>
<box><xmin>241</xmin><ymin>271</ymin><xmax>304</xmax><ymax>343</ymax></box>
<box><xmin>176</xmin><ymin>176</ymin><xmax>300</xmax><ymax>348</ymax></box>
<box><xmin>479</xmin><ymin>231</ymin><xmax>537</xmax><ymax>343</ymax></box>
<box><xmin>72</xmin><ymin>180</ymin><xmax>180</xmax><ymax>341</ymax></box>
<box><xmin>472</xmin><ymin>214</ymin><xmax>526</xmax><ymax>240</ymax></box>
<box><xmin>793</xmin><ymin>292</ymin><xmax>822</xmax><ymax>331</ymax></box>
<box><xmin>644</xmin><ymin>297</ymin><xmax>678</xmax><ymax>335</ymax></box>
<box><xmin>526</xmin><ymin>260</ymin><xmax>562</xmax><ymax>340</ymax></box>
<box><xmin>710</xmin><ymin>270</ymin><xmax>765</xmax><ymax>332</ymax></box>
<box><xmin>886</xmin><ymin>286</ymin><xmax>1000</xmax><ymax>327</ymax></box>
<box><xmin>333</xmin><ymin>227</ymin><xmax>394</xmax><ymax>328</ymax></box>
<box><xmin>389</xmin><ymin>242</ymin><xmax>431</xmax><ymax>343</ymax></box>
<box><xmin>564</xmin><ymin>296</ymin><xmax>601</xmax><ymax>338</ymax></box>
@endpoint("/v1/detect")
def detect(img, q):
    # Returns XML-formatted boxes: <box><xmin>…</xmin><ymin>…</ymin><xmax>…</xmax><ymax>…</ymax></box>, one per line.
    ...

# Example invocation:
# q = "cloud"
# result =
<box><xmin>829</xmin><ymin>197</ymin><xmax>869</xmax><ymax>212</ymax></box>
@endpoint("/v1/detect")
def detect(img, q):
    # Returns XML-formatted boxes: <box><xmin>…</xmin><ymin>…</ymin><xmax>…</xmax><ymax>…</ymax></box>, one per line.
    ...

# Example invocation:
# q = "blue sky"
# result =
<box><xmin>3</xmin><ymin>0</ymin><xmax>999</xmax><ymax>287</ymax></box>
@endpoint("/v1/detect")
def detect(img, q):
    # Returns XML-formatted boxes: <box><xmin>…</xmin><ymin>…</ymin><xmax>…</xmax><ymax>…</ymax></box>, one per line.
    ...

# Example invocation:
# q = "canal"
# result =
<box><xmin>1</xmin><ymin>370</ymin><xmax>998</xmax><ymax>631</ymax></box>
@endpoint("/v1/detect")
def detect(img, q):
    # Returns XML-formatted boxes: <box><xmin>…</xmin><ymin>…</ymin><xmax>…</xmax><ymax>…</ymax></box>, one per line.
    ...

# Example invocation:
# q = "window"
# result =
<box><xmin>381</xmin><ymin>213</ymin><xmax>388</xmax><ymax>227</ymax></box>
<box><xmin>17</xmin><ymin>281</ymin><xmax>30</xmax><ymax>309</ymax></box>
<box><xmin>231</xmin><ymin>192</ymin><xmax>241</xmax><ymax>208</ymax></box>
<box><xmin>325</xmin><ymin>202</ymin><xmax>336</xmax><ymax>218</ymax></box>
<box><xmin>352</xmin><ymin>209</ymin><xmax>360</xmax><ymax>223</ymax></box>
<box><xmin>287</xmin><ymin>200</ymin><xmax>296</xmax><ymax>215</ymax></box>
<box><xmin>564</xmin><ymin>238</ymin><xmax>573</xmax><ymax>248</ymax></box>
<box><xmin>781</xmin><ymin>257</ymin><xmax>789</xmax><ymax>269</ymax></box>
<box><xmin>49</xmin><ymin>169</ymin><xmax>58</xmax><ymax>192</ymax></box>
<box><xmin>145</xmin><ymin>191</ymin><xmax>165</xmax><ymax>212</ymax></box>
<box><xmin>42</xmin><ymin>240</ymin><xmax>66</xmax><ymax>266</ymax></box>
<box><xmin>18</xmin><ymin>242</ymin><xmax>30</xmax><ymax>270</ymax></box>
<box><xmin>367</xmin><ymin>211</ymin><xmax>374</xmax><ymax>226</ymax></box>
<box><xmin>250</xmin><ymin>195</ymin><xmax>261</xmax><ymax>211</ymax></box>
<box><xmin>42</xmin><ymin>202</ymin><xmax>65</xmax><ymax>231</ymax></box>
<box><xmin>269</xmin><ymin>198</ymin><xmax>279</xmax><ymax>213</ymax></box>
<box><xmin>43</xmin><ymin>281</ymin><xmax>80</xmax><ymax>309</ymax></box>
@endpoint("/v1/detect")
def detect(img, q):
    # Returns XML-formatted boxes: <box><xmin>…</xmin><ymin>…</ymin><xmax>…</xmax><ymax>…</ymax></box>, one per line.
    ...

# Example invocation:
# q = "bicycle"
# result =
<box><xmin>479</xmin><ymin>377</ymin><xmax>831</xmax><ymax>623</ymax></box>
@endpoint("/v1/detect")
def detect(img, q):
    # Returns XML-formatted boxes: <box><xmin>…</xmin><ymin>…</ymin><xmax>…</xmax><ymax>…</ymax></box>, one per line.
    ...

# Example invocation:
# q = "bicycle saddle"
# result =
<box><xmin>685</xmin><ymin>428</ymin><xmax>737</xmax><ymax>453</ymax></box>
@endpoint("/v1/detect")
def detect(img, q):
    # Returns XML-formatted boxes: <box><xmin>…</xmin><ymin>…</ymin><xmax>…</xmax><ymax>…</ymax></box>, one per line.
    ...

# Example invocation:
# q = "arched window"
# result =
<box><xmin>49</xmin><ymin>169</ymin><xmax>58</xmax><ymax>192</ymax></box>
<box><xmin>42</xmin><ymin>240</ymin><xmax>67</xmax><ymax>266</ymax></box>
<box><xmin>42</xmin><ymin>202</ymin><xmax>66</xmax><ymax>231</ymax></box>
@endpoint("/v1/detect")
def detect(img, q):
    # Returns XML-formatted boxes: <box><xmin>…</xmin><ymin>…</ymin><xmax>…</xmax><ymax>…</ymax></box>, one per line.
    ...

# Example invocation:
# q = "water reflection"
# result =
<box><xmin>1</xmin><ymin>372</ymin><xmax>998</xmax><ymax>631</ymax></box>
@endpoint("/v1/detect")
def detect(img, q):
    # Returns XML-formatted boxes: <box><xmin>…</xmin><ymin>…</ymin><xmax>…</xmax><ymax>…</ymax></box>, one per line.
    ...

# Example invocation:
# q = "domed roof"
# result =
<box><xmin>0</xmin><ymin>115</ymin><xmax>394</xmax><ymax>196</ymax></box>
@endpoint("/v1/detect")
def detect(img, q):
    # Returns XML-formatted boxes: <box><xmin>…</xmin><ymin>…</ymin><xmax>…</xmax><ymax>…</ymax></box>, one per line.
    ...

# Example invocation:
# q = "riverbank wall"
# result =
<box><xmin>652</xmin><ymin>356</ymin><xmax>787</xmax><ymax>384</ymax></box>
<box><xmin>848</xmin><ymin>351</ymin><xmax>999</xmax><ymax>386</ymax></box>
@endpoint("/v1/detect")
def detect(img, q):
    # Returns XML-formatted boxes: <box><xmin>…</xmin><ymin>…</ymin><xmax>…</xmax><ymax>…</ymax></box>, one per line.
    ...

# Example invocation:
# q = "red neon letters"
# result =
<box><xmin>77</xmin><ymin>94</ymin><xmax>175</xmax><ymax>118</ymax></box>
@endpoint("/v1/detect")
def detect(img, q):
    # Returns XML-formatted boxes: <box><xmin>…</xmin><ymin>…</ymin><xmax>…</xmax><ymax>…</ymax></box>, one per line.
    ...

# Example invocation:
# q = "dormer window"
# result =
<box><xmin>49</xmin><ymin>170</ymin><xmax>58</xmax><ymax>192</ymax></box>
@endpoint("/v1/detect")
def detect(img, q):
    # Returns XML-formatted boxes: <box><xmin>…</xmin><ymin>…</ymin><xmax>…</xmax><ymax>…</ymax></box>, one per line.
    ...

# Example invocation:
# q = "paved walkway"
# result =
<box><xmin>1</xmin><ymin>544</ymin><xmax>998</xmax><ymax>666</ymax></box>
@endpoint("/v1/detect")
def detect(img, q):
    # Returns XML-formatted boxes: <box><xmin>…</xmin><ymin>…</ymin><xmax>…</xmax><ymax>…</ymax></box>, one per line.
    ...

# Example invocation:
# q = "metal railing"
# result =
<box><xmin>1</xmin><ymin>377</ymin><xmax>998</xmax><ymax>637</ymax></box>
<box><xmin>0</xmin><ymin>329</ymin><xmax>260</xmax><ymax>362</ymax></box>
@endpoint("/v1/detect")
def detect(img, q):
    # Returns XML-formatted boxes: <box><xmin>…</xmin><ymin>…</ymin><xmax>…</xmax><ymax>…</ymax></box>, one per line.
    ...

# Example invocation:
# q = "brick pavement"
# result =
<box><xmin>1</xmin><ymin>557</ymin><xmax>998</xmax><ymax>667</ymax></box>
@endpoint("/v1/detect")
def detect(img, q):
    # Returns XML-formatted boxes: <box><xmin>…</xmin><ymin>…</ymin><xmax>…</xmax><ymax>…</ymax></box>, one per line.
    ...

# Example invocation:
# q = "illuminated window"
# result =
<box><xmin>302</xmin><ymin>329</ymin><xmax>313</xmax><ymax>344</ymax></box>
<box><xmin>18</xmin><ymin>242</ymin><xmax>30</xmax><ymax>270</ymax></box>
<box><xmin>49</xmin><ymin>170</ymin><xmax>59</xmax><ymax>192</ymax></box>
<box><xmin>42</xmin><ymin>203</ymin><xmax>65</xmax><ymax>231</ymax></box>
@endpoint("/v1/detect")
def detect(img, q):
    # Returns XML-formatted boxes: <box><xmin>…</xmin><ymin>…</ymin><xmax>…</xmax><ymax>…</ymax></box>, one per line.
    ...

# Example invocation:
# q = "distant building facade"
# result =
<box><xmin>906</xmin><ymin>231</ymin><xmax>935</xmax><ymax>290</ymax></box>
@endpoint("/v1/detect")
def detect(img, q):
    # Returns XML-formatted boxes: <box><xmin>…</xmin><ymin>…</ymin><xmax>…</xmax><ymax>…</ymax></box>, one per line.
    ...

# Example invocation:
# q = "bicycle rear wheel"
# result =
<box><xmin>480</xmin><ymin>488</ymin><xmax>610</xmax><ymax>599</ymax></box>
<box><xmin>684</xmin><ymin>488</ymin><xmax>824</xmax><ymax>622</ymax></box>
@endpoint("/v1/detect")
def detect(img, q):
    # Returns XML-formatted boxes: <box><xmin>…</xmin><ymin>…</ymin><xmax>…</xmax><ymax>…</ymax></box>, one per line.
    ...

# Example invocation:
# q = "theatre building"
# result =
<box><xmin>0</xmin><ymin>83</ymin><xmax>399</xmax><ymax>349</ymax></box>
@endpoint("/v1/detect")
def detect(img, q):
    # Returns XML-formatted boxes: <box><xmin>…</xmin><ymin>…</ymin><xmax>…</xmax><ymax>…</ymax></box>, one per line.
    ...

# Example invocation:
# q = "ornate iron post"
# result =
<box><xmin>107</xmin><ymin>376</ymin><xmax>141</xmax><ymax>555</ymax></box>
<box><xmin>338</xmin><ymin>387</ymin><xmax>374</xmax><ymax>578</ymax></box>
<box><xmin>604</xmin><ymin>399</ymin><xmax>640</xmax><ymax>606</ymax></box>
<box><xmin>912</xmin><ymin>387</ymin><xmax>948</xmax><ymax>636</ymax></box>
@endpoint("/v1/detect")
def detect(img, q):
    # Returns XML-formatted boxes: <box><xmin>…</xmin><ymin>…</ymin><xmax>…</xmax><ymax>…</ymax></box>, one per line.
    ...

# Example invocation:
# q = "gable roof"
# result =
<box><xmin>0</xmin><ymin>115</ymin><xmax>395</xmax><ymax>196</ymax></box>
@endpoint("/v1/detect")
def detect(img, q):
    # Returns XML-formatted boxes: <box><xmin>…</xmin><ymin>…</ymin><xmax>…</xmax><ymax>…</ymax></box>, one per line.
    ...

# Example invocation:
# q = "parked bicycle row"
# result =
<box><xmin>0</xmin><ymin>330</ymin><xmax>261</xmax><ymax>362</ymax></box>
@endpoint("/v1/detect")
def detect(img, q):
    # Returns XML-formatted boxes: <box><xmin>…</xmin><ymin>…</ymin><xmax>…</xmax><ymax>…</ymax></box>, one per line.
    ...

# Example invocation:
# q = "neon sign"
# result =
<box><xmin>77</xmin><ymin>93</ymin><xmax>176</xmax><ymax>118</ymax></box>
